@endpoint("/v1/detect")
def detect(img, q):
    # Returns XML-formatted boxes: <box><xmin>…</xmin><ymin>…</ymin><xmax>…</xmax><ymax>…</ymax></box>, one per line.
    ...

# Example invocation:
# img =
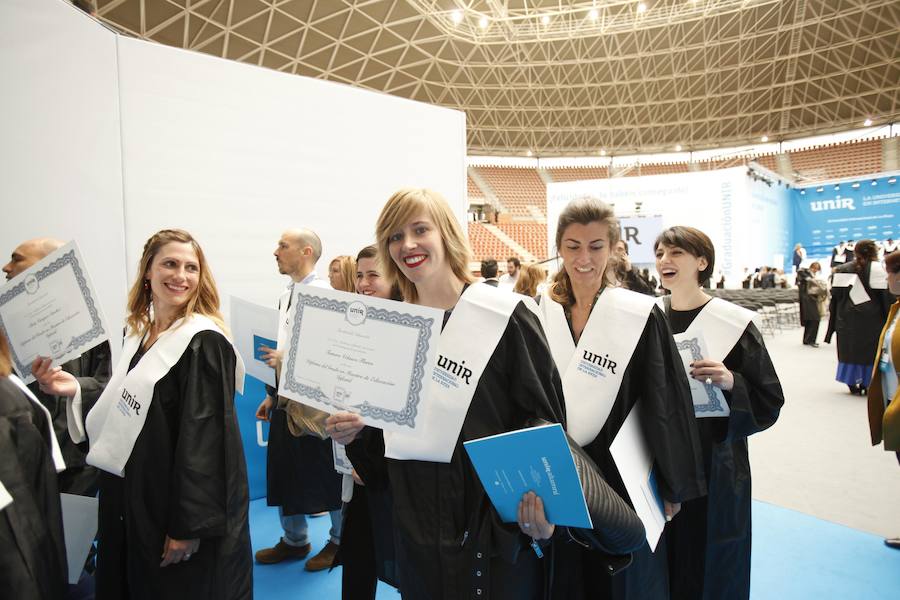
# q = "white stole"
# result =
<box><xmin>85</xmin><ymin>314</ymin><xmax>245</xmax><ymax>477</ymax></box>
<box><xmin>384</xmin><ymin>284</ymin><xmax>524</xmax><ymax>463</ymax></box>
<box><xmin>8</xmin><ymin>374</ymin><xmax>66</xmax><ymax>473</ymax></box>
<box><xmin>539</xmin><ymin>288</ymin><xmax>655</xmax><ymax>447</ymax></box>
<box><xmin>659</xmin><ymin>297</ymin><xmax>756</xmax><ymax>417</ymax></box>
<box><xmin>0</xmin><ymin>480</ymin><xmax>11</xmax><ymax>511</ymax></box>
<box><xmin>833</xmin><ymin>262</ymin><xmax>888</xmax><ymax>305</ymax></box>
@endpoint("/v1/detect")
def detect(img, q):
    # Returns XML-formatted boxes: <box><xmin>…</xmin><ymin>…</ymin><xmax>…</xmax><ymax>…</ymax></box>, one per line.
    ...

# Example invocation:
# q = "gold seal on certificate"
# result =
<box><xmin>0</xmin><ymin>241</ymin><xmax>110</xmax><ymax>384</ymax></box>
<box><xmin>278</xmin><ymin>284</ymin><xmax>443</xmax><ymax>433</ymax></box>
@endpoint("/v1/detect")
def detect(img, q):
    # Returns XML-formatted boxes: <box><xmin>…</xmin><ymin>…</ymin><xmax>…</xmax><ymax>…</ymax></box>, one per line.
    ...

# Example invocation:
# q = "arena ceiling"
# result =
<box><xmin>96</xmin><ymin>0</ymin><xmax>900</xmax><ymax>156</ymax></box>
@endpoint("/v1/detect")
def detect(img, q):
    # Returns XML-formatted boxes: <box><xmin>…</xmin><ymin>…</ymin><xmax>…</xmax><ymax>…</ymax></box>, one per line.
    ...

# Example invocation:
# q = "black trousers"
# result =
<box><xmin>802</xmin><ymin>319</ymin><xmax>820</xmax><ymax>345</ymax></box>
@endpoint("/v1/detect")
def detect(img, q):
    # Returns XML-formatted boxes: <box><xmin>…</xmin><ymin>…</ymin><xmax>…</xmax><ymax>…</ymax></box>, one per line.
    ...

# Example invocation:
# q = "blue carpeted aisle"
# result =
<box><xmin>251</xmin><ymin>498</ymin><xmax>900</xmax><ymax>599</ymax></box>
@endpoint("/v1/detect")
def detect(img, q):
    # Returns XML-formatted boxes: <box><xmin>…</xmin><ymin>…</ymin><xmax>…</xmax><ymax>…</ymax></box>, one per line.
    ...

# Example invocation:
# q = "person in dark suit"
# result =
<box><xmin>480</xmin><ymin>258</ymin><xmax>500</xmax><ymax>286</ymax></box>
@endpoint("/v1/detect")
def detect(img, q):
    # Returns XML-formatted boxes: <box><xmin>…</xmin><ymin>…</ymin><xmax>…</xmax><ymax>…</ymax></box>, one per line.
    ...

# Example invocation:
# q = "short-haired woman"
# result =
<box><xmin>826</xmin><ymin>239</ymin><xmax>894</xmax><ymax>394</ymax></box>
<box><xmin>513</xmin><ymin>263</ymin><xmax>546</xmax><ymax>298</ymax></box>
<box><xmin>654</xmin><ymin>226</ymin><xmax>784</xmax><ymax>600</ymax></box>
<box><xmin>74</xmin><ymin>229</ymin><xmax>252</xmax><ymax>599</ymax></box>
<box><xmin>536</xmin><ymin>199</ymin><xmax>706</xmax><ymax>600</ymax></box>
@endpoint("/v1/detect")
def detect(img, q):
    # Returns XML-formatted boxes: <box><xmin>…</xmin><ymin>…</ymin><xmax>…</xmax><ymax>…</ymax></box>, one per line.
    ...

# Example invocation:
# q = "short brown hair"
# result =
<box><xmin>654</xmin><ymin>226</ymin><xmax>715</xmax><ymax>285</ymax></box>
<box><xmin>355</xmin><ymin>245</ymin><xmax>402</xmax><ymax>301</ymax></box>
<box><xmin>514</xmin><ymin>263</ymin><xmax>546</xmax><ymax>297</ymax></box>
<box><xmin>550</xmin><ymin>197</ymin><xmax>620</xmax><ymax>305</ymax></box>
<box><xmin>126</xmin><ymin>229</ymin><xmax>226</xmax><ymax>336</ymax></box>
<box><xmin>885</xmin><ymin>251</ymin><xmax>900</xmax><ymax>274</ymax></box>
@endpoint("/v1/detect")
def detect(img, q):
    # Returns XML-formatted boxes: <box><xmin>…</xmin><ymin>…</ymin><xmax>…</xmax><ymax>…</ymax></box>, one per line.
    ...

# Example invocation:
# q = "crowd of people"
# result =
<box><xmin>4</xmin><ymin>188</ymin><xmax>898</xmax><ymax>600</ymax></box>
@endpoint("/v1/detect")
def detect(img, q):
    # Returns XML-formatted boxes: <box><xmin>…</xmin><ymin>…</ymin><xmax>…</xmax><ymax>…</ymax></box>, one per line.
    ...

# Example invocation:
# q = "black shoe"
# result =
<box><xmin>810</xmin><ymin>343</ymin><xmax>819</xmax><ymax>348</ymax></box>
<box><xmin>885</xmin><ymin>538</ymin><xmax>900</xmax><ymax>550</ymax></box>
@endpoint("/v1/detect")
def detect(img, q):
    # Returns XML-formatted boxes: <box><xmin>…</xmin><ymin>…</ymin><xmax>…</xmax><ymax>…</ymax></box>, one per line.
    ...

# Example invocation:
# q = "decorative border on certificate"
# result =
<box><xmin>282</xmin><ymin>292</ymin><xmax>435</xmax><ymax>428</ymax></box>
<box><xmin>675</xmin><ymin>337</ymin><xmax>724</xmax><ymax>414</ymax></box>
<box><xmin>0</xmin><ymin>249</ymin><xmax>106</xmax><ymax>377</ymax></box>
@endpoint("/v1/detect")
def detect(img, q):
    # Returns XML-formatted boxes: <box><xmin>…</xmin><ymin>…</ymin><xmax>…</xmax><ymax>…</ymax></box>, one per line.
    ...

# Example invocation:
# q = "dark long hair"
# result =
<box><xmin>853</xmin><ymin>239</ymin><xmax>878</xmax><ymax>274</ymax></box>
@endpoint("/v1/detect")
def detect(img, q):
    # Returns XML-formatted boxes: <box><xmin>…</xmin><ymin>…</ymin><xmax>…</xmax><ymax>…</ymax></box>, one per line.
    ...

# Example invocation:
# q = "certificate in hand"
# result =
<box><xmin>279</xmin><ymin>285</ymin><xmax>442</xmax><ymax>433</ymax></box>
<box><xmin>229</xmin><ymin>296</ymin><xmax>279</xmax><ymax>387</ymax></box>
<box><xmin>673</xmin><ymin>332</ymin><xmax>730</xmax><ymax>418</ymax></box>
<box><xmin>0</xmin><ymin>241</ymin><xmax>109</xmax><ymax>384</ymax></box>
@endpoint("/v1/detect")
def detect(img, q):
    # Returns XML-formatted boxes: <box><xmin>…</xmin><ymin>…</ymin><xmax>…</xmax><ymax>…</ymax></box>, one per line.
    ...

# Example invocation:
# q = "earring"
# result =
<box><xmin>143</xmin><ymin>279</ymin><xmax>150</xmax><ymax>291</ymax></box>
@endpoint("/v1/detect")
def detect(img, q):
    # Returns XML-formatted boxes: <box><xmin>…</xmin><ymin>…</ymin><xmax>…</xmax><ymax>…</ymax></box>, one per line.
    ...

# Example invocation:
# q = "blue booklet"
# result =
<box><xmin>463</xmin><ymin>423</ymin><xmax>592</xmax><ymax>529</ymax></box>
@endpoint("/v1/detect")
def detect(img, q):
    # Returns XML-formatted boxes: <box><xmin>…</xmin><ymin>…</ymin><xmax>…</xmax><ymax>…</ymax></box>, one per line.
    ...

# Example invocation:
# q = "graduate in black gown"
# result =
<box><xmin>539</xmin><ymin>199</ymin><xmax>707</xmax><ymax>600</ymax></box>
<box><xmin>826</xmin><ymin>239</ymin><xmax>893</xmax><ymax>395</ymax></box>
<box><xmin>78</xmin><ymin>230</ymin><xmax>252</xmax><ymax>600</ymax></box>
<box><xmin>336</xmin><ymin>245</ymin><xmax>400</xmax><ymax>598</ymax></box>
<box><xmin>654</xmin><ymin>226</ymin><xmax>784</xmax><ymax>600</ymax></box>
<box><xmin>0</xmin><ymin>334</ymin><xmax>68</xmax><ymax>600</ymax></box>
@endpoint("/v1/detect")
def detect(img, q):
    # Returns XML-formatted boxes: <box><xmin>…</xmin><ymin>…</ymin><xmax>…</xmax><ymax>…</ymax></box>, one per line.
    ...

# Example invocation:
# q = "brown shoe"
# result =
<box><xmin>304</xmin><ymin>541</ymin><xmax>339</xmax><ymax>572</ymax></box>
<box><xmin>255</xmin><ymin>539</ymin><xmax>311</xmax><ymax>564</ymax></box>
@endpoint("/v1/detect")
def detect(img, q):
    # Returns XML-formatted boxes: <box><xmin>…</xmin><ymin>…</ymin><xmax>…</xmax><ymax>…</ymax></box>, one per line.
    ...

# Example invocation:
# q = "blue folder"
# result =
<box><xmin>463</xmin><ymin>423</ymin><xmax>592</xmax><ymax>529</ymax></box>
<box><xmin>252</xmin><ymin>335</ymin><xmax>278</xmax><ymax>362</ymax></box>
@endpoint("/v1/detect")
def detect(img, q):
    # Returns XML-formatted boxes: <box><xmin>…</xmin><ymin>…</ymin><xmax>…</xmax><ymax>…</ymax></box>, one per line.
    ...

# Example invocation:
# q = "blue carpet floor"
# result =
<box><xmin>251</xmin><ymin>498</ymin><xmax>900</xmax><ymax>599</ymax></box>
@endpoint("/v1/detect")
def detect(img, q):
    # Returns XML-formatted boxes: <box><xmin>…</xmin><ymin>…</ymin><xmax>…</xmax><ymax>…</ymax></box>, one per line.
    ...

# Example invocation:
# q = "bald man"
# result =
<box><xmin>254</xmin><ymin>229</ymin><xmax>343</xmax><ymax>572</ymax></box>
<box><xmin>3</xmin><ymin>238</ymin><xmax>111</xmax><ymax>497</ymax></box>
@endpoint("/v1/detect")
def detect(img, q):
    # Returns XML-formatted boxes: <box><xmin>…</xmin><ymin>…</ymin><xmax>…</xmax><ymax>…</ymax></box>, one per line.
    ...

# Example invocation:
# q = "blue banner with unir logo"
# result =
<box><xmin>792</xmin><ymin>174</ymin><xmax>899</xmax><ymax>259</ymax></box>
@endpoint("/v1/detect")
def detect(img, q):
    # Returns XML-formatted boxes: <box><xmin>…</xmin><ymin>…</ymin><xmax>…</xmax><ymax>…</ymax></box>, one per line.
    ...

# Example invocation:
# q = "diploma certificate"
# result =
<box><xmin>230</xmin><ymin>296</ymin><xmax>279</xmax><ymax>387</ymax></box>
<box><xmin>278</xmin><ymin>285</ymin><xmax>442</xmax><ymax>433</ymax></box>
<box><xmin>673</xmin><ymin>333</ymin><xmax>730</xmax><ymax>418</ymax></box>
<box><xmin>0</xmin><ymin>242</ymin><xmax>109</xmax><ymax>384</ymax></box>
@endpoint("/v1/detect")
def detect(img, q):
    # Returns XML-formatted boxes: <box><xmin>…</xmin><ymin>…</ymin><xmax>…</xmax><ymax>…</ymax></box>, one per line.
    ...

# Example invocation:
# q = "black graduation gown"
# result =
<box><xmin>94</xmin><ymin>331</ymin><xmax>252</xmax><ymax>600</ymax></box>
<box><xmin>664</xmin><ymin>305</ymin><xmax>784</xmax><ymax>600</ymax></box>
<box><xmin>382</xmin><ymin>302</ymin><xmax>567</xmax><ymax>600</ymax></box>
<box><xmin>27</xmin><ymin>341</ymin><xmax>111</xmax><ymax>497</ymax></box>
<box><xmin>340</xmin><ymin>426</ymin><xmax>398</xmax><ymax>599</ymax></box>
<box><xmin>0</xmin><ymin>376</ymin><xmax>68</xmax><ymax>600</ymax></box>
<box><xmin>552</xmin><ymin>305</ymin><xmax>707</xmax><ymax>600</ymax></box>
<box><xmin>825</xmin><ymin>262</ymin><xmax>893</xmax><ymax>365</ymax></box>
<box><xmin>795</xmin><ymin>269</ymin><xmax>820</xmax><ymax>323</ymax></box>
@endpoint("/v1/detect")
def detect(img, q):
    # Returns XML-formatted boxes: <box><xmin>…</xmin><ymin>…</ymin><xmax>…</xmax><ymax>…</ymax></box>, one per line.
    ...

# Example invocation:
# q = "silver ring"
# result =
<box><xmin>184</xmin><ymin>553</ymin><xmax>192</xmax><ymax>560</ymax></box>
<box><xmin>704</xmin><ymin>377</ymin><xmax>712</xmax><ymax>386</ymax></box>
<box><xmin>523</xmin><ymin>522</ymin><xmax>531</xmax><ymax>529</ymax></box>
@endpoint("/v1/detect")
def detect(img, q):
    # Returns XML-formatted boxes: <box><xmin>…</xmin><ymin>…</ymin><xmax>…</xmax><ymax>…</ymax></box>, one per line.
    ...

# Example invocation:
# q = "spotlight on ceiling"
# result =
<box><xmin>479</xmin><ymin>16</ymin><xmax>488</xmax><ymax>29</ymax></box>
<box><xmin>451</xmin><ymin>10</ymin><xmax>463</xmax><ymax>24</ymax></box>
<box><xmin>541</xmin><ymin>14</ymin><xmax>551</xmax><ymax>25</ymax></box>
<box><xmin>675</xmin><ymin>144</ymin><xmax>683</xmax><ymax>152</ymax></box>
<box><xmin>637</xmin><ymin>2</ymin><xmax>648</xmax><ymax>14</ymax></box>
<box><xmin>588</xmin><ymin>8</ymin><xmax>599</xmax><ymax>21</ymax></box>
<box><xmin>864</xmin><ymin>118</ymin><xmax>873</xmax><ymax>127</ymax></box>
<box><xmin>526</xmin><ymin>149</ymin><xmax>533</xmax><ymax>157</ymax></box>
<box><xmin>761</xmin><ymin>135</ymin><xmax>768</xmax><ymax>142</ymax></box>
<box><xmin>599</xmin><ymin>149</ymin><xmax>607</xmax><ymax>156</ymax></box>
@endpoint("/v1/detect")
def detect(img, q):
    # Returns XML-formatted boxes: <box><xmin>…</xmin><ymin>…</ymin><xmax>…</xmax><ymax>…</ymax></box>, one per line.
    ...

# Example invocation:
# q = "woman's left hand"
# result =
<box><xmin>160</xmin><ymin>536</ymin><xmax>200</xmax><ymax>567</ymax></box>
<box><xmin>31</xmin><ymin>357</ymin><xmax>79</xmax><ymax>397</ymax></box>
<box><xmin>517</xmin><ymin>491</ymin><xmax>555</xmax><ymax>540</ymax></box>
<box><xmin>690</xmin><ymin>359</ymin><xmax>734</xmax><ymax>392</ymax></box>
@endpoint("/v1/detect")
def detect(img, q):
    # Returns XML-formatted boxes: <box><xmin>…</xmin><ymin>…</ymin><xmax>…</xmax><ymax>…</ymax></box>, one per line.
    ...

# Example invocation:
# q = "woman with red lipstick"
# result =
<box><xmin>536</xmin><ymin>199</ymin><xmax>706</xmax><ymax>600</ymax></box>
<box><xmin>654</xmin><ymin>226</ymin><xmax>783</xmax><ymax>600</ymax></box>
<box><xmin>76</xmin><ymin>229</ymin><xmax>252</xmax><ymax>600</ymax></box>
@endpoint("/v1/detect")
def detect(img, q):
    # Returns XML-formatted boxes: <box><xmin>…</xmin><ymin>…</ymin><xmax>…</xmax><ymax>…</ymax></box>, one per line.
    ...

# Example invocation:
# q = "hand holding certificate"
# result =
<box><xmin>0</xmin><ymin>241</ymin><xmax>109</xmax><ymax>384</ymax></box>
<box><xmin>278</xmin><ymin>284</ymin><xmax>442</xmax><ymax>433</ymax></box>
<box><xmin>229</xmin><ymin>296</ymin><xmax>279</xmax><ymax>387</ymax></box>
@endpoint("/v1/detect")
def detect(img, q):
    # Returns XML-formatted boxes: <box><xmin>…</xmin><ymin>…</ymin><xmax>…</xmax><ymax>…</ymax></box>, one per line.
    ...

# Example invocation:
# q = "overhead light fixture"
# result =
<box><xmin>479</xmin><ymin>16</ymin><xmax>488</xmax><ymax>29</ymax></box>
<box><xmin>451</xmin><ymin>10</ymin><xmax>463</xmax><ymax>24</ymax></box>
<box><xmin>637</xmin><ymin>2</ymin><xmax>647</xmax><ymax>14</ymax></box>
<box><xmin>675</xmin><ymin>144</ymin><xmax>682</xmax><ymax>152</ymax></box>
<box><xmin>599</xmin><ymin>149</ymin><xmax>607</xmax><ymax>156</ymax></box>
<box><xmin>588</xmin><ymin>8</ymin><xmax>599</xmax><ymax>21</ymax></box>
<box><xmin>864</xmin><ymin>118</ymin><xmax>873</xmax><ymax>127</ymax></box>
<box><xmin>889</xmin><ymin>178</ymin><xmax>897</xmax><ymax>184</ymax></box>
<box><xmin>871</xmin><ymin>180</ymin><xmax>877</xmax><ymax>186</ymax></box>
<box><xmin>526</xmin><ymin>149</ymin><xmax>533</xmax><ymax>157</ymax></box>
<box><xmin>816</xmin><ymin>187</ymin><xmax>824</xmax><ymax>193</ymax></box>
<box><xmin>800</xmin><ymin>190</ymin><xmax>805</xmax><ymax>195</ymax></box>
<box><xmin>851</xmin><ymin>182</ymin><xmax>860</xmax><ymax>188</ymax></box>
<box><xmin>761</xmin><ymin>135</ymin><xmax>769</xmax><ymax>142</ymax></box>
<box><xmin>541</xmin><ymin>14</ymin><xmax>551</xmax><ymax>25</ymax></box>
<box><xmin>834</xmin><ymin>185</ymin><xmax>840</xmax><ymax>191</ymax></box>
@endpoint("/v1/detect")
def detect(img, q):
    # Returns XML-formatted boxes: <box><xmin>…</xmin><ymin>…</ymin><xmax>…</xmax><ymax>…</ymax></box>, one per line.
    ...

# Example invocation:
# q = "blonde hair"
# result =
<box><xmin>375</xmin><ymin>188</ymin><xmax>474</xmax><ymax>304</ymax></box>
<box><xmin>329</xmin><ymin>255</ymin><xmax>357</xmax><ymax>293</ymax></box>
<box><xmin>126</xmin><ymin>229</ymin><xmax>226</xmax><ymax>336</ymax></box>
<box><xmin>0</xmin><ymin>332</ymin><xmax>11</xmax><ymax>377</ymax></box>
<box><xmin>514</xmin><ymin>263</ymin><xmax>546</xmax><ymax>297</ymax></box>
<box><xmin>549</xmin><ymin>197</ymin><xmax>620</xmax><ymax>306</ymax></box>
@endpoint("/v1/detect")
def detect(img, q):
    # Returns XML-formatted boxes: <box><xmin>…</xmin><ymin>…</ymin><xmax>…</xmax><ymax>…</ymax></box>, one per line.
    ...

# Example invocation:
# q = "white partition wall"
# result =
<box><xmin>117</xmin><ymin>37</ymin><xmax>467</xmax><ymax>310</ymax></box>
<box><xmin>0</xmin><ymin>0</ymin><xmax>126</xmax><ymax>333</ymax></box>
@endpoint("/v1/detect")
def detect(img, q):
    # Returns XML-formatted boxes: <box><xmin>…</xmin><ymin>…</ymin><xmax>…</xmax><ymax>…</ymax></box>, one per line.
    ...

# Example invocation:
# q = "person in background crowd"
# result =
<box><xmin>866</xmin><ymin>250</ymin><xmax>900</xmax><ymax>550</ymax></box>
<box><xmin>499</xmin><ymin>256</ymin><xmax>521</xmax><ymax>288</ymax></box>
<box><xmin>613</xmin><ymin>239</ymin><xmax>655</xmax><ymax>296</ymax></box>
<box><xmin>774</xmin><ymin>268</ymin><xmax>787</xmax><ymax>289</ymax></box>
<box><xmin>255</xmin><ymin>229</ymin><xmax>343</xmax><ymax>572</ymax></box>
<box><xmin>826</xmin><ymin>240</ymin><xmax>893</xmax><ymax>395</ymax></box>
<box><xmin>884</xmin><ymin>238</ymin><xmax>898</xmax><ymax>256</ymax></box>
<box><xmin>537</xmin><ymin>198</ymin><xmax>706</xmax><ymax>600</ymax></box>
<box><xmin>0</xmin><ymin>332</ymin><xmax>68</xmax><ymax>600</ymax></box>
<box><xmin>329</xmin><ymin>255</ymin><xmax>357</xmax><ymax>292</ymax></box>
<box><xmin>831</xmin><ymin>241</ymin><xmax>848</xmax><ymax>268</ymax></box>
<box><xmin>655</xmin><ymin>226</ymin><xmax>784</xmax><ymax>600</ymax></box>
<box><xmin>792</xmin><ymin>243</ymin><xmax>806</xmax><ymax>273</ymax></box>
<box><xmin>845</xmin><ymin>240</ymin><xmax>857</xmax><ymax>263</ymax></box>
<box><xmin>513</xmin><ymin>263</ymin><xmax>547</xmax><ymax>298</ymax></box>
<box><xmin>480</xmin><ymin>258</ymin><xmax>500</xmax><ymax>286</ymax></box>
<box><xmin>336</xmin><ymin>245</ymin><xmax>400</xmax><ymax>599</ymax></box>
<box><xmin>716</xmin><ymin>271</ymin><xmax>726</xmax><ymax>289</ymax></box>
<box><xmin>742</xmin><ymin>268</ymin><xmax>753</xmax><ymax>289</ymax></box>
<box><xmin>797</xmin><ymin>262</ymin><xmax>827</xmax><ymax>347</ymax></box>
<box><xmin>641</xmin><ymin>267</ymin><xmax>658</xmax><ymax>291</ymax></box>
<box><xmin>76</xmin><ymin>229</ymin><xmax>252</xmax><ymax>599</ymax></box>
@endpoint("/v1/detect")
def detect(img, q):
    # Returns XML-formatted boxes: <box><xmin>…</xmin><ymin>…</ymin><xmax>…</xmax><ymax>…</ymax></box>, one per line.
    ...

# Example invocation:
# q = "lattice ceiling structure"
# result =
<box><xmin>95</xmin><ymin>0</ymin><xmax>900</xmax><ymax>157</ymax></box>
